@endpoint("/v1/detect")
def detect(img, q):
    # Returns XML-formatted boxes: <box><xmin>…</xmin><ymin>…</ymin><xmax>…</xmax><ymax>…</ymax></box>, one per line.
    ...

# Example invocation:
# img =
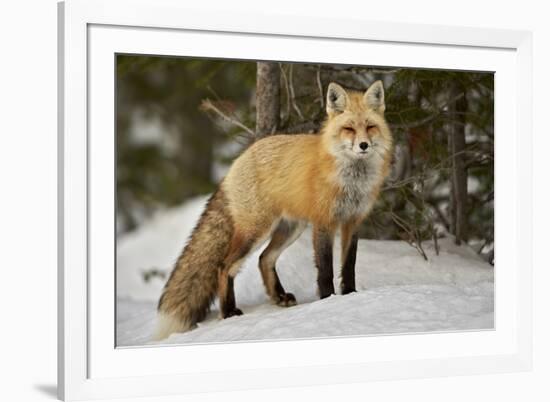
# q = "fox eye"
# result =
<box><xmin>366</xmin><ymin>124</ymin><xmax>376</xmax><ymax>130</ymax></box>
<box><xmin>343</xmin><ymin>126</ymin><xmax>355</xmax><ymax>133</ymax></box>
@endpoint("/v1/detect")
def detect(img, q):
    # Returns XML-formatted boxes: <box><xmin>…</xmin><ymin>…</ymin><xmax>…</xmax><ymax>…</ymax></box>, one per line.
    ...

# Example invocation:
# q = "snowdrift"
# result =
<box><xmin>116</xmin><ymin>196</ymin><xmax>494</xmax><ymax>346</ymax></box>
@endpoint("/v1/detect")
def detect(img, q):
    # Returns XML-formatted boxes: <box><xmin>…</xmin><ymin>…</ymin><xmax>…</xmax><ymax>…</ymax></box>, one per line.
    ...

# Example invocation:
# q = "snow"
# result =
<box><xmin>116</xmin><ymin>196</ymin><xmax>494</xmax><ymax>347</ymax></box>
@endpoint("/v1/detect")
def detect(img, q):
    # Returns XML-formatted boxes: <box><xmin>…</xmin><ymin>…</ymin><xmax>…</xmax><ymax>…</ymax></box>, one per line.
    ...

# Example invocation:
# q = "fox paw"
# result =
<box><xmin>276</xmin><ymin>293</ymin><xmax>297</xmax><ymax>307</ymax></box>
<box><xmin>341</xmin><ymin>287</ymin><xmax>357</xmax><ymax>295</ymax></box>
<box><xmin>223</xmin><ymin>308</ymin><xmax>243</xmax><ymax>318</ymax></box>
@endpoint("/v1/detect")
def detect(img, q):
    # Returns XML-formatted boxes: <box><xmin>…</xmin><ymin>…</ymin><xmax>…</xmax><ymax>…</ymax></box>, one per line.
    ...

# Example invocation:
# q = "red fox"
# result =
<box><xmin>155</xmin><ymin>81</ymin><xmax>393</xmax><ymax>340</ymax></box>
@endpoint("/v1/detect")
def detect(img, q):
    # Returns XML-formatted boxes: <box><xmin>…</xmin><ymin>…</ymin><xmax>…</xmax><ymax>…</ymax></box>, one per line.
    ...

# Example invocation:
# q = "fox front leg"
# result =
<box><xmin>340</xmin><ymin>222</ymin><xmax>359</xmax><ymax>295</ymax></box>
<box><xmin>313</xmin><ymin>226</ymin><xmax>335</xmax><ymax>299</ymax></box>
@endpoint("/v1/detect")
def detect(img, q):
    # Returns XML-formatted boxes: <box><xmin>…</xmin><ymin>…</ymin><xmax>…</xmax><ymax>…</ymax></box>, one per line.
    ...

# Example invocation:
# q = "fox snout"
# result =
<box><xmin>351</xmin><ymin>137</ymin><xmax>372</xmax><ymax>156</ymax></box>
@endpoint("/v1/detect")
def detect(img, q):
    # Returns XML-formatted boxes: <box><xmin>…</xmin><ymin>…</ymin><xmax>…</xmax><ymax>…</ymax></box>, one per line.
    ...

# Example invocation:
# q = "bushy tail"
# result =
<box><xmin>153</xmin><ymin>189</ymin><xmax>233</xmax><ymax>341</ymax></box>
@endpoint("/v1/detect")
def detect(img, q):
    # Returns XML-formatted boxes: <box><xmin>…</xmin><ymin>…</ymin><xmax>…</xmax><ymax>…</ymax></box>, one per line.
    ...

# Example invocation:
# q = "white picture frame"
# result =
<box><xmin>58</xmin><ymin>0</ymin><xmax>533</xmax><ymax>400</ymax></box>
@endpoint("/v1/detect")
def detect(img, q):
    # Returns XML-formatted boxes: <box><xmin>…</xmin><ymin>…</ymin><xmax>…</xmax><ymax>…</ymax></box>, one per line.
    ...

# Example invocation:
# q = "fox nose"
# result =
<box><xmin>359</xmin><ymin>142</ymin><xmax>369</xmax><ymax>151</ymax></box>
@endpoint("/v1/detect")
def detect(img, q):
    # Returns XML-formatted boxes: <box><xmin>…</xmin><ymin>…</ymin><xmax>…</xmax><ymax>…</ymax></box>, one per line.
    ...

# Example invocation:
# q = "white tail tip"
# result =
<box><xmin>152</xmin><ymin>312</ymin><xmax>192</xmax><ymax>341</ymax></box>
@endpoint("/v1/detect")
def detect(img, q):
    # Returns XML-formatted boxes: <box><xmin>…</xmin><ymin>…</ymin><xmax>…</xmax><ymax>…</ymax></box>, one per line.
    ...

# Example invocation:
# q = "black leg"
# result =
<box><xmin>341</xmin><ymin>232</ymin><xmax>358</xmax><ymax>294</ymax></box>
<box><xmin>313</xmin><ymin>227</ymin><xmax>335</xmax><ymax>298</ymax></box>
<box><xmin>218</xmin><ymin>233</ymin><xmax>254</xmax><ymax>319</ymax></box>
<box><xmin>219</xmin><ymin>273</ymin><xmax>242</xmax><ymax>318</ymax></box>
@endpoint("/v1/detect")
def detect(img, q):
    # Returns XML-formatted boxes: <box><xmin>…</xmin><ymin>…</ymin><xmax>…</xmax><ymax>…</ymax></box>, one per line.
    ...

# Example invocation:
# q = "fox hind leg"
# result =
<box><xmin>218</xmin><ymin>232</ymin><xmax>256</xmax><ymax>319</ymax></box>
<box><xmin>259</xmin><ymin>219</ymin><xmax>306</xmax><ymax>307</ymax></box>
<box><xmin>218</xmin><ymin>269</ymin><xmax>243</xmax><ymax>318</ymax></box>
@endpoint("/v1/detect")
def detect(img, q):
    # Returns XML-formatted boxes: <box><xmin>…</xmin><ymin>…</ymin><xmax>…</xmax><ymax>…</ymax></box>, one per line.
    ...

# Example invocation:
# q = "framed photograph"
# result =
<box><xmin>58</xmin><ymin>0</ymin><xmax>533</xmax><ymax>400</ymax></box>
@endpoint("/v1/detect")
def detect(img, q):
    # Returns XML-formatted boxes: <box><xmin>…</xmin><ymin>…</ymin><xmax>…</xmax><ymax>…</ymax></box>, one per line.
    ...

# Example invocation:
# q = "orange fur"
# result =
<box><xmin>156</xmin><ymin>81</ymin><xmax>393</xmax><ymax>339</ymax></box>
<box><xmin>224</xmin><ymin>83</ymin><xmax>393</xmax><ymax>235</ymax></box>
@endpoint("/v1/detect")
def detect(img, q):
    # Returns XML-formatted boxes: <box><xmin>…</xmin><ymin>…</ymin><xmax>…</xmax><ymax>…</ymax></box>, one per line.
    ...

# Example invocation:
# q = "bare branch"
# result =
<box><xmin>200</xmin><ymin>98</ymin><xmax>255</xmax><ymax>136</ymax></box>
<box><xmin>426</xmin><ymin>199</ymin><xmax>450</xmax><ymax>231</ymax></box>
<box><xmin>389</xmin><ymin>211</ymin><xmax>428</xmax><ymax>261</ymax></box>
<box><xmin>316</xmin><ymin>65</ymin><xmax>324</xmax><ymax>109</ymax></box>
<box><xmin>289</xmin><ymin>65</ymin><xmax>304</xmax><ymax>120</ymax></box>
<box><xmin>279</xmin><ymin>63</ymin><xmax>292</xmax><ymax>125</ymax></box>
<box><xmin>432</xmin><ymin>230</ymin><xmax>440</xmax><ymax>256</ymax></box>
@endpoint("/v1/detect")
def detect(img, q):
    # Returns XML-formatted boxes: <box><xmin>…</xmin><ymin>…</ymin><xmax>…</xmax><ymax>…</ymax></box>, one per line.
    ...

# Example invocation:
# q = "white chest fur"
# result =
<box><xmin>333</xmin><ymin>158</ymin><xmax>382</xmax><ymax>221</ymax></box>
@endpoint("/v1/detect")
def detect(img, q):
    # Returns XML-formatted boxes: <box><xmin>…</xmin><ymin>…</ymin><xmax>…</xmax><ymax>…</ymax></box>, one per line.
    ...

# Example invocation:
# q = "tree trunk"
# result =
<box><xmin>448</xmin><ymin>82</ymin><xmax>468</xmax><ymax>245</ymax></box>
<box><xmin>255</xmin><ymin>62</ymin><xmax>280</xmax><ymax>137</ymax></box>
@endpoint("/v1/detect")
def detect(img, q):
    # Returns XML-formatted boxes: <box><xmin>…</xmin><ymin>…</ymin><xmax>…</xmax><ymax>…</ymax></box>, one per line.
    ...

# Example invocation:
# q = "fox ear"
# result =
<box><xmin>326</xmin><ymin>83</ymin><xmax>348</xmax><ymax>115</ymax></box>
<box><xmin>364</xmin><ymin>80</ymin><xmax>385</xmax><ymax>113</ymax></box>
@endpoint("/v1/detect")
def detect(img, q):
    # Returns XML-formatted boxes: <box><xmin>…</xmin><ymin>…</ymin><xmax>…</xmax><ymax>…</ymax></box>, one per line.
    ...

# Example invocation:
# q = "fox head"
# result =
<box><xmin>322</xmin><ymin>81</ymin><xmax>393</xmax><ymax>163</ymax></box>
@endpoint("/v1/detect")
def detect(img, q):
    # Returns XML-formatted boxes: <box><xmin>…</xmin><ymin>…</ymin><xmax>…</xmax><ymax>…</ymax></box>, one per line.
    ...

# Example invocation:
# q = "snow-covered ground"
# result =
<box><xmin>116</xmin><ymin>196</ymin><xmax>494</xmax><ymax>347</ymax></box>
